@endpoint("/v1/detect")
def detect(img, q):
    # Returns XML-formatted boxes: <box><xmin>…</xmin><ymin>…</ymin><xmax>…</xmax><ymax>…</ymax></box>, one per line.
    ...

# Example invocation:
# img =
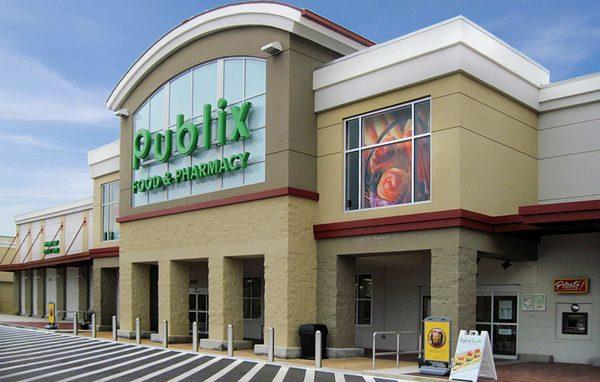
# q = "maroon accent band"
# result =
<box><xmin>519</xmin><ymin>199</ymin><xmax>600</xmax><ymax>224</ymax></box>
<box><xmin>118</xmin><ymin>187</ymin><xmax>319</xmax><ymax>223</ymax></box>
<box><xmin>0</xmin><ymin>252</ymin><xmax>91</xmax><ymax>271</ymax></box>
<box><xmin>300</xmin><ymin>9</ymin><xmax>375</xmax><ymax>47</ymax></box>
<box><xmin>90</xmin><ymin>246</ymin><xmax>120</xmax><ymax>259</ymax></box>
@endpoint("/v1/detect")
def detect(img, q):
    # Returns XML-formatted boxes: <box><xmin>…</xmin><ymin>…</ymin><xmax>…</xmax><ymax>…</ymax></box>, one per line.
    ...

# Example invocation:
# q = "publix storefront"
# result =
<box><xmin>101</xmin><ymin>2</ymin><xmax>600</xmax><ymax>364</ymax></box>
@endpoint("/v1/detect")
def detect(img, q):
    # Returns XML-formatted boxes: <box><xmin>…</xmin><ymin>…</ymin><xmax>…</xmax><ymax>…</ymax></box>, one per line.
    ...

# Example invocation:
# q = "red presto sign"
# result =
<box><xmin>554</xmin><ymin>278</ymin><xmax>589</xmax><ymax>294</ymax></box>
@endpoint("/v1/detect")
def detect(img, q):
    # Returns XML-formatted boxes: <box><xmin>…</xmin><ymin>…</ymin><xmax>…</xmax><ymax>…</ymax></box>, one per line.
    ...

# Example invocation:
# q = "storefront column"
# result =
<box><xmin>119</xmin><ymin>262</ymin><xmax>150</xmax><ymax>336</ymax></box>
<box><xmin>431</xmin><ymin>247</ymin><xmax>477</xmax><ymax>351</ymax></box>
<box><xmin>202</xmin><ymin>256</ymin><xmax>246</xmax><ymax>349</ymax></box>
<box><xmin>33</xmin><ymin>269</ymin><xmax>45</xmax><ymax>316</ymax></box>
<box><xmin>56</xmin><ymin>267</ymin><xmax>66</xmax><ymax>319</ymax></box>
<box><xmin>93</xmin><ymin>264</ymin><xmax>119</xmax><ymax>329</ymax></box>
<box><xmin>12</xmin><ymin>271</ymin><xmax>20</xmax><ymax>314</ymax></box>
<box><xmin>156</xmin><ymin>260</ymin><xmax>190</xmax><ymax>342</ymax></box>
<box><xmin>22</xmin><ymin>270</ymin><xmax>33</xmax><ymax>316</ymax></box>
<box><xmin>316</xmin><ymin>255</ymin><xmax>359</xmax><ymax>357</ymax></box>
<box><xmin>262</xmin><ymin>252</ymin><xmax>317</xmax><ymax>358</ymax></box>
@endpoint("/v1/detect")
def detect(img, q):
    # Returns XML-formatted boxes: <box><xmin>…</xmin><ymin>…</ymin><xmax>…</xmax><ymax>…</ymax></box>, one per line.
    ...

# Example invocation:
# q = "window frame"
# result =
<box><xmin>101</xmin><ymin>181</ymin><xmax>120</xmax><ymax>242</ymax></box>
<box><xmin>243</xmin><ymin>277</ymin><xmax>263</xmax><ymax>320</ymax></box>
<box><xmin>355</xmin><ymin>273</ymin><xmax>373</xmax><ymax>327</ymax></box>
<box><xmin>343</xmin><ymin>97</ymin><xmax>432</xmax><ymax>212</ymax></box>
<box><xmin>132</xmin><ymin>56</ymin><xmax>267</xmax><ymax>207</ymax></box>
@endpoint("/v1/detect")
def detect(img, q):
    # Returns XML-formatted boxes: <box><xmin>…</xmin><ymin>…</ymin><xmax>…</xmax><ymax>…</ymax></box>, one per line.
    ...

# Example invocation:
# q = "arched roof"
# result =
<box><xmin>106</xmin><ymin>1</ymin><xmax>373</xmax><ymax>111</ymax></box>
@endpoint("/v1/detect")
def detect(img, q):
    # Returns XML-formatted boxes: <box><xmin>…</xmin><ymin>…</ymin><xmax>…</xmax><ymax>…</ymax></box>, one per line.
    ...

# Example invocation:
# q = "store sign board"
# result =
<box><xmin>450</xmin><ymin>330</ymin><xmax>497</xmax><ymax>382</ymax></box>
<box><xmin>423</xmin><ymin>317</ymin><xmax>451</xmax><ymax>363</ymax></box>
<box><xmin>554</xmin><ymin>278</ymin><xmax>589</xmax><ymax>294</ymax></box>
<box><xmin>132</xmin><ymin>98</ymin><xmax>253</xmax><ymax>194</ymax></box>
<box><xmin>43</xmin><ymin>240</ymin><xmax>60</xmax><ymax>255</ymax></box>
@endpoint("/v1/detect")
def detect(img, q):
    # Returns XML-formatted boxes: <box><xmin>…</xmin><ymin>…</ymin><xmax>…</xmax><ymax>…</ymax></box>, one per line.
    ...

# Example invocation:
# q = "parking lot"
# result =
<box><xmin>0</xmin><ymin>325</ymin><xmax>400</xmax><ymax>382</ymax></box>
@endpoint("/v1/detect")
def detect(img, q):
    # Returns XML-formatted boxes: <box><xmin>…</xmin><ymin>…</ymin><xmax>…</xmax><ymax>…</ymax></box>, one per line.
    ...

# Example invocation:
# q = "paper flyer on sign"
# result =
<box><xmin>450</xmin><ymin>330</ymin><xmax>497</xmax><ymax>381</ymax></box>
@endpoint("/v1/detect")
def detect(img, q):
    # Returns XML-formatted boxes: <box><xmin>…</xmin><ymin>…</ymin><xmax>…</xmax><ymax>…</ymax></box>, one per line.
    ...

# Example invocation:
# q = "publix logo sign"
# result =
<box><xmin>132</xmin><ymin>98</ymin><xmax>252</xmax><ymax>194</ymax></box>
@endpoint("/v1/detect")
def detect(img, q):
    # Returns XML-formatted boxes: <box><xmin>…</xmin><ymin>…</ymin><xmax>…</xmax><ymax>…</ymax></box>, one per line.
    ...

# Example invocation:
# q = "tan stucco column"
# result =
<box><xmin>201</xmin><ymin>256</ymin><xmax>246</xmax><ymax>349</ymax></box>
<box><xmin>22</xmin><ymin>270</ymin><xmax>33</xmax><ymax>316</ymax></box>
<box><xmin>431</xmin><ymin>247</ymin><xmax>477</xmax><ymax>350</ymax></box>
<box><xmin>157</xmin><ymin>260</ymin><xmax>189</xmax><ymax>342</ymax></box>
<box><xmin>56</xmin><ymin>268</ymin><xmax>66</xmax><ymax>319</ymax></box>
<box><xmin>317</xmin><ymin>255</ymin><xmax>356</xmax><ymax>350</ymax></box>
<box><xmin>119</xmin><ymin>262</ymin><xmax>150</xmax><ymax>336</ymax></box>
<box><xmin>12</xmin><ymin>271</ymin><xmax>20</xmax><ymax>314</ymax></box>
<box><xmin>33</xmin><ymin>269</ymin><xmax>45</xmax><ymax>316</ymax></box>
<box><xmin>263</xmin><ymin>252</ymin><xmax>317</xmax><ymax>358</ymax></box>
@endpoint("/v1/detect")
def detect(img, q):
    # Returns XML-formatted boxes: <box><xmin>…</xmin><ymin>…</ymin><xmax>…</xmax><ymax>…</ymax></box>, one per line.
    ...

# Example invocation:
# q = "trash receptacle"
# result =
<box><xmin>298</xmin><ymin>324</ymin><xmax>328</xmax><ymax>359</ymax></box>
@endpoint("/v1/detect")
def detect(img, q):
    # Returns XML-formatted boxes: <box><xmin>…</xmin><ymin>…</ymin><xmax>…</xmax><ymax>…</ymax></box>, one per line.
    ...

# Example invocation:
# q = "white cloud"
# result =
<box><xmin>0</xmin><ymin>44</ymin><xmax>114</xmax><ymax>124</ymax></box>
<box><xmin>0</xmin><ymin>164</ymin><xmax>92</xmax><ymax>235</ymax></box>
<box><xmin>0</xmin><ymin>132</ymin><xmax>86</xmax><ymax>152</ymax></box>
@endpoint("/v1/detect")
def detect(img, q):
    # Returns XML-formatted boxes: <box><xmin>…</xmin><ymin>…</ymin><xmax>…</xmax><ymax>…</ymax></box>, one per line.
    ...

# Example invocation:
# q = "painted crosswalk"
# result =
<box><xmin>0</xmin><ymin>325</ymin><xmax>399</xmax><ymax>382</ymax></box>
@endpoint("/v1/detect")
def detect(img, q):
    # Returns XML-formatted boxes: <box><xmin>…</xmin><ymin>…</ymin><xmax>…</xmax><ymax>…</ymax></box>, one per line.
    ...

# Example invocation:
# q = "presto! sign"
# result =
<box><xmin>132</xmin><ymin>98</ymin><xmax>252</xmax><ymax>194</ymax></box>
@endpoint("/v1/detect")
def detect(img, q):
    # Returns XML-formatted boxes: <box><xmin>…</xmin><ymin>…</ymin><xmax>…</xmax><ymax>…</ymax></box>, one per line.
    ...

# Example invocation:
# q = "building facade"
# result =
<box><xmin>2</xmin><ymin>2</ymin><xmax>600</xmax><ymax>365</ymax></box>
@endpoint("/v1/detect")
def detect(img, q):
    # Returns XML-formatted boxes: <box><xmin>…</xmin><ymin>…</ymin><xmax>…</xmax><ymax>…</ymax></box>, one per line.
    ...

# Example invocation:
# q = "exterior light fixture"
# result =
<box><xmin>501</xmin><ymin>260</ymin><xmax>512</xmax><ymax>270</ymax></box>
<box><xmin>261</xmin><ymin>41</ymin><xmax>283</xmax><ymax>55</ymax></box>
<box><xmin>115</xmin><ymin>108</ymin><xmax>129</xmax><ymax>118</ymax></box>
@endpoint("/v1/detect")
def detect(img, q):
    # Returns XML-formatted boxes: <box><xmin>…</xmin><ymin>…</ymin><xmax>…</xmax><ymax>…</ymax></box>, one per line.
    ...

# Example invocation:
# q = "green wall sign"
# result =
<box><xmin>43</xmin><ymin>240</ymin><xmax>59</xmax><ymax>254</ymax></box>
<box><xmin>132</xmin><ymin>98</ymin><xmax>252</xmax><ymax>194</ymax></box>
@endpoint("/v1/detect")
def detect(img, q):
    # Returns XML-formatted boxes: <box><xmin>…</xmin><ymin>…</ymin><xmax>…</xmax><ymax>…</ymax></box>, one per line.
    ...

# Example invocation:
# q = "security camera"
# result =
<box><xmin>261</xmin><ymin>41</ymin><xmax>283</xmax><ymax>55</ymax></box>
<box><xmin>115</xmin><ymin>108</ymin><xmax>129</xmax><ymax>118</ymax></box>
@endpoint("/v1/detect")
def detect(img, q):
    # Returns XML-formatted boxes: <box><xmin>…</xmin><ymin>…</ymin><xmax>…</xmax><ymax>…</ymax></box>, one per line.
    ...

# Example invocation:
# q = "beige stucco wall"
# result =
<box><xmin>316</xmin><ymin>73</ymin><xmax>538</xmax><ymax>224</ymax></box>
<box><xmin>93</xmin><ymin>171</ymin><xmax>120</xmax><ymax>249</ymax></box>
<box><xmin>116</xmin><ymin>26</ymin><xmax>340</xmax><ymax>220</ymax></box>
<box><xmin>119</xmin><ymin>195</ymin><xmax>317</xmax><ymax>348</ymax></box>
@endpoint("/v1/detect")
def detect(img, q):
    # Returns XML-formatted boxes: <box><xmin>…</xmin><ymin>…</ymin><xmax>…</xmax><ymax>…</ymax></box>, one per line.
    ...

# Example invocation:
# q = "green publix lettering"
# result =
<box><xmin>132</xmin><ymin>98</ymin><xmax>253</xmax><ymax>193</ymax></box>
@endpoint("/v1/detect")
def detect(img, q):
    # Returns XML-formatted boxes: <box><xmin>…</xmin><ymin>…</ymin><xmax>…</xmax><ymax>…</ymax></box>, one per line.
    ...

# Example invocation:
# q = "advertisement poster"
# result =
<box><xmin>424</xmin><ymin>319</ymin><xmax>451</xmax><ymax>363</ymax></box>
<box><xmin>450</xmin><ymin>330</ymin><xmax>497</xmax><ymax>381</ymax></box>
<box><xmin>498</xmin><ymin>299</ymin><xmax>513</xmax><ymax>320</ymax></box>
<box><xmin>522</xmin><ymin>294</ymin><xmax>546</xmax><ymax>311</ymax></box>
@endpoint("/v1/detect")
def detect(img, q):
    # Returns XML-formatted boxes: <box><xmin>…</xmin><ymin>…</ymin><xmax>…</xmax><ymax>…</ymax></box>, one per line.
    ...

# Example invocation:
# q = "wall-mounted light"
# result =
<box><xmin>261</xmin><ymin>41</ymin><xmax>283</xmax><ymax>55</ymax></box>
<box><xmin>115</xmin><ymin>108</ymin><xmax>129</xmax><ymax>118</ymax></box>
<box><xmin>501</xmin><ymin>260</ymin><xmax>512</xmax><ymax>270</ymax></box>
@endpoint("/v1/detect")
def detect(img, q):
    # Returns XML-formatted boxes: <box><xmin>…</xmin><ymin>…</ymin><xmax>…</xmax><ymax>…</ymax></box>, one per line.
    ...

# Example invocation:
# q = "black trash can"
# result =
<box><xmin>298</xmin><ymin>324</ymin><xmax>328</xmax><ymax>359</ymax></box>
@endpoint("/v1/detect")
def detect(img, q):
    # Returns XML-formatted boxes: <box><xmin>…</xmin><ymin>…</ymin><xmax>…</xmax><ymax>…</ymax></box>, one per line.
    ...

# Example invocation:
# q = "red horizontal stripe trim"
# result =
<box><xmin>300</xmin><ymin>9</ymin><xmax>375</xmax><ymax>47</ymax></box>
<box><xmin>90</xmin><ymin>246</ymin><xmax>120</xmax><ymax>259</ymax></box>
<box><xmin>519</xmin><ymin>199</ymin><xmax>600</xmax><ymax>215</ymax></box>
<box><xmin>118</xmin><ymin>187</ymin><xmax>318</xmax><ymax>223</ymax></box>
<box><xmin>0</xmin><ymin>251</ymin><xmax>91</xmax><ymax>271</ymax></box>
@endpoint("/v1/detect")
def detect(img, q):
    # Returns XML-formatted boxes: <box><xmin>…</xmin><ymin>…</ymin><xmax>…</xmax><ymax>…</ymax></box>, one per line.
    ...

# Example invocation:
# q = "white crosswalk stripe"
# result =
<box><xmin>128</xmin><ymin>354</ymin><xmax>205</xmax><ymax>382</ymax></box>
<box><xmin>303</xmin><ymin>368</ymin><xmax>315</xmax><ymax>382</ymax></box>
<box><xmin>167</xmin><ymin>356</ymin><xmax>222</xmax><ymax>382</ymax></box>
<box><xmin>0</xmin><ymin>339</ymin><xmax>106</xmax><ymax>360</ymax></box>
<box><xmin>92</xmin><ymin>352</ymin><xmax>184</xmax><ymax>382</ymax></box>
<box><xmin>237</xmin><ymin>362</ymin><xmax>266</xmax><ymax>382</ymax></box>
<box><xmin>272</xmin><ymin>365</ymin><xmax>290</xmax><ymax>382</ymax></box>
<box><xmin>203</xmin><ymin>358</ymin><xmax>245</xmax><ymax>382</ymax></box>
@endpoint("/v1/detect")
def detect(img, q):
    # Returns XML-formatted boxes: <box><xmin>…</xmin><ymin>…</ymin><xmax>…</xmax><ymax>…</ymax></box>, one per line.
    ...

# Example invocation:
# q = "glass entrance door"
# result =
<box><xmin>476</xmin><ymin>292</ymin><xmax>518</xmax><ymax>358</ymax></box>
<box><xmin>189</xmin><ymin>288</ymin><xmax>209</xmax><ymax>338</ymax></box>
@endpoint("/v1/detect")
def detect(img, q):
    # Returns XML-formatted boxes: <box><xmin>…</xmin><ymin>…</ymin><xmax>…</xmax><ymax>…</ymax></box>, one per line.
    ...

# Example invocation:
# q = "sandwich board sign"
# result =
<box><xmin>450</xmin><ymin>330</ymin><xmax>497</xmax><ymax>381</ymax></box>
<box><xmin>420</xmin><ymin>316</ymin><xmax>452</xmax><ymax>376</ymax></box>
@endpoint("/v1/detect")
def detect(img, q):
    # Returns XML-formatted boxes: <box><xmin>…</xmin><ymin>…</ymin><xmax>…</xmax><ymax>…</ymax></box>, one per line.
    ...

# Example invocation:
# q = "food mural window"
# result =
<box><xmin>344</xmin><ymin>98</ymin><xmax>431</xmax><ymax>211</ymax></box>
<box><xmin>132</xmin><ymin>57</ymin><xmax>266</xmax><ymax>206</ymax></box>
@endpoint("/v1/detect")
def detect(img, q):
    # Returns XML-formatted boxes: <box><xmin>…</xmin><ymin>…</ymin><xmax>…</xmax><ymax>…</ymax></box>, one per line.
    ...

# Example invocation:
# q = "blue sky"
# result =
<box><xmin>0</xmin><ymin>0</ymin><xmax>599</xmax><ymax>235</ymax></box>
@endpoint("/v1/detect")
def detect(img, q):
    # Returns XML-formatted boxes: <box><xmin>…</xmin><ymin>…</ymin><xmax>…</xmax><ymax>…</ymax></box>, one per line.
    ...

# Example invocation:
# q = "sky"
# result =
<box><xmin>0</xmin><ymin>0</ymin><xmax>599</xmax><ymax>235</ymax></box>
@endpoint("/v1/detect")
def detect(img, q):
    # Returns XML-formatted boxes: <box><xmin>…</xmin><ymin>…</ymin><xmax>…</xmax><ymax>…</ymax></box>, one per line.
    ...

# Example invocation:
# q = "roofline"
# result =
<box><xmin>15</xmin><ymin>197</ymin><xmax>93</xmax><ymax>225</ymax></box>
<box><xmin>106</xmin><ymin>1</ymin><xmax>373</xmax><ymax>111</ymax></box>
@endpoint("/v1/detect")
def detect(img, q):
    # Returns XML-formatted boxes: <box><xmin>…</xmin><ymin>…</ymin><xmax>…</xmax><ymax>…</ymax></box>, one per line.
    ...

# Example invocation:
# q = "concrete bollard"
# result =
<box><xmin>192</xmin><ymin>321</ymin><xmax>198</xmax><ymax>352</ymax></box>
<box><xmin>112</xmin><ymin>315</ymin><xmax>117</xmax><ymax>341</ymax></box>
<box><xmin>162</xmin><ymin>320</ymin><xmax>168</xmax><ymax>348</ymax></box>
<box><xmin>227</xmin><ymin>324</ymin><xmax>234</xmax><ymax>357</ymax></box>
<box><xmin>73</xmin><ymin>312</ymin><xmax>78</xmax><ymax>335</ymax></box>
<box><xmin>91</xmin><ymin>313</ymin><xmax>96</xmax><ymax>338</ymax></box>
<box><xmin>135</xmin><ymin>317</ymin><xmax>141</xmax><ymax>344</ymax></box>
<box><xmin>315</xmin><ymin>330</ymin><xmax>322</xmax><ymax>369</ymax></box>
<box><xmin>267</xmin><ymin>327</ymin><xmax>274</xmax><ymax>362</ymax></box>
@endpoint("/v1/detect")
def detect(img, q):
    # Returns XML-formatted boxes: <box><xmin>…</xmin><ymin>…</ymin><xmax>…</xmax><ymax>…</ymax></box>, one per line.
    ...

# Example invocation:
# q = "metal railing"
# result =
<box><xmin>372</xmin><ymin>330</ymin><xmax>419</xmax><ymax>370</ymax></box>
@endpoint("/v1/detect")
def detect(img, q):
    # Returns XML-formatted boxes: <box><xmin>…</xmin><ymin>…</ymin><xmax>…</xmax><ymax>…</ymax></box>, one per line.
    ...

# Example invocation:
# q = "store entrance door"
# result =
<box><xmin>189</xmin><ymin>287</ymin><xmax>209</xmax><ymax>338</ymax></box>
<box><xmin>476</xmin><ymin>287</ymin><xmax>518</xmax><ymax>359</ymax></box>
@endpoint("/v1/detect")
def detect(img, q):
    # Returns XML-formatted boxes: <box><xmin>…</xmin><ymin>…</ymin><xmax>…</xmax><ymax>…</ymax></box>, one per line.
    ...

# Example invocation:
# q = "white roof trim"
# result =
<box><xmin>88</xmin><ymin>140</ymin><xmax>120</xmax><ymax>166</ymax></box>
<box><xmin>15</xmin><ymin>197</ymin><xmax>93</xmax><ymax>225</ymax></box>
<box><xmin>106</xmin><ymin>2</ymin><xmax>368</xmax><ymax>111</ymax></box>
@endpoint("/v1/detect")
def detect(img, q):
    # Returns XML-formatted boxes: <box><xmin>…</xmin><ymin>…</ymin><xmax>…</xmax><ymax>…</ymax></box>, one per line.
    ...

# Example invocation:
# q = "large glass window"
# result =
<box><xmin>344</xmin><ymin>98</ymin><xmax>431</xmax><ymax>211</ymax></box>
<box><xmin>243</xmin><ymin>277</ymin><xmax>262</xmax><ymax>320</ymax></box>
<box><xmin>102</xmin><ymin>181</ymin><xmax>120</xmax><ymax>241</ymax></box>
<box><xmin>355</xmin><ymin>274</ymin><xmax>372</xmax><ymax>325</ymax></box>
<box><xmin>133</xmin><ymin>57</ymin><xmax>267</xmax><ymax>206</ymax></box>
